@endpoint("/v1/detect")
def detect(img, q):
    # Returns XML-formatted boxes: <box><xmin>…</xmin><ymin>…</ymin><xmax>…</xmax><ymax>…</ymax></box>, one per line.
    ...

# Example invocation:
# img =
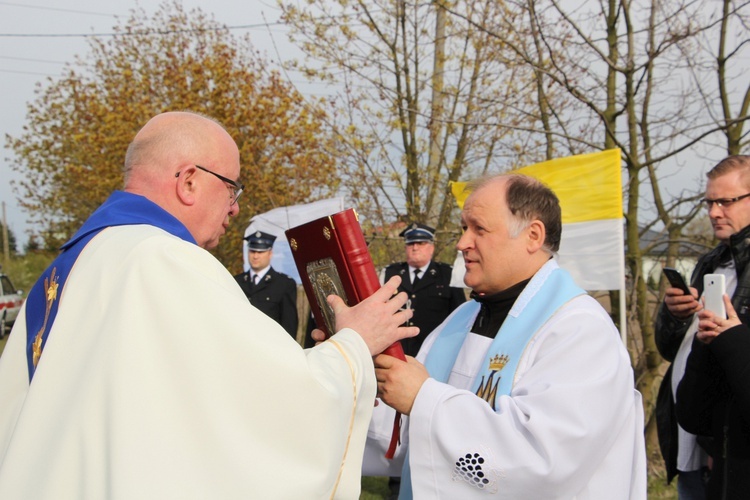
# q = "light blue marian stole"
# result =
<box><xmin>399</xmin><ymin>260</ymin><xmax>585</xmax><ymax>499</ymax></box>
<box><xmin>25</xmin><ymin>191</ymin><xmax>196</xmax><ymax>381</ymax></box>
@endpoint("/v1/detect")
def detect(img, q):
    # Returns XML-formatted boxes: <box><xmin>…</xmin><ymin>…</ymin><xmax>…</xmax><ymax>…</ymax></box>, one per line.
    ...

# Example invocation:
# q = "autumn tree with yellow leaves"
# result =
<box><xmin>6</xmin><ymin>1</ymin><xmax>338</xmax><ymax>271</ymax></box>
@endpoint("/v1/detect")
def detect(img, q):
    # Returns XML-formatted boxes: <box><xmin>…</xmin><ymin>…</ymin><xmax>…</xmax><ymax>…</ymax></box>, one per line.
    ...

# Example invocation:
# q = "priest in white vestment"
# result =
<box><xmin>0</xmin><ymin>111</ymin><xmax>417</xmax><ymax>499</ymax></box>
<box><xmin>362</xmin><ymin>174</ymin><xmax>647</xmax><ymax>499</ymax></box>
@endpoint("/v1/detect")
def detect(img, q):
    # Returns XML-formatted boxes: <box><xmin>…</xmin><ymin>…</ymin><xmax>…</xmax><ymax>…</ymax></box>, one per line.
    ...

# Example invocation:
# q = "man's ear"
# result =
<box><xmin>175</xmin><ymin>166</ymin><xmax>198</xmax><ymax>206</ymax></box>
<box><xmin>526</xmin><ymin>220</ymin><xmax>546</xmax><ymax>253</ymax></box>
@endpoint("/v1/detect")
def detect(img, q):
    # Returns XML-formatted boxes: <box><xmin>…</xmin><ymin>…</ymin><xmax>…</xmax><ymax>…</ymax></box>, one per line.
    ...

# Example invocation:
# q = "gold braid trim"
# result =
<box><xmin>326</xmin><ymin>339</ymin><xmax>358</xmax><ymax>500</ymax></box>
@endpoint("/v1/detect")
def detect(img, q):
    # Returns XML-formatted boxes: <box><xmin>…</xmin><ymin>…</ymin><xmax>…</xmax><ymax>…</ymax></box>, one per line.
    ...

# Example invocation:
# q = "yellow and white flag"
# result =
<box><xmin>450</xmin><ymin>149</ymin><xmax>624</xmax><ymax>291</ymax></box>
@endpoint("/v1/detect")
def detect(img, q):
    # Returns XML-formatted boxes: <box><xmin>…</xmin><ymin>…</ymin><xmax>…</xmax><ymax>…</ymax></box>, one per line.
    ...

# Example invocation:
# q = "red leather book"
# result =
<box><xmin>286</xmin><ymin>208</ymin><xmax>405</xmax><ymax>458</ymax></box>
<box><xmin>285</xmin><ymin>208</ymin><xmax>404</xmax><ymax>355</ymax></box>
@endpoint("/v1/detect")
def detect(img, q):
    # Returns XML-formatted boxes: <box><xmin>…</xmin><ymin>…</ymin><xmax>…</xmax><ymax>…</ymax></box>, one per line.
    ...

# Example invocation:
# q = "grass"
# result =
<box><xmin>647</xmin><ymin>451</ymin><xmax>678</xmax><ymax>499</ymax></box>
<box><xmin>360</xmin><ymin>476</ymin><xmax>391</xmax><ymax>499</ymax></box>
<box><xmin>648</xmin><ymin>475</ymin><xmax>678</xmax><ymax>499</ymax></box>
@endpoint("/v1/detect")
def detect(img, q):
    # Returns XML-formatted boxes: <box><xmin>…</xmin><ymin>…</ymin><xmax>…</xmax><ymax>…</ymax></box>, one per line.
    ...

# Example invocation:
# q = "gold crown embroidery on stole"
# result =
<box><xmin>489</xmin><ymin>354</ymin><xmax>509</xmax><ymax>371</ymax></box>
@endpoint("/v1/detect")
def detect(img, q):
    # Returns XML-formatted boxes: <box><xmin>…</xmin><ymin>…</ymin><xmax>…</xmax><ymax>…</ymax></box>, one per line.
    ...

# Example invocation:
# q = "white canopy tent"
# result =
<box><xmin>242</xmin><ymin>198</ymin><xmax>346</xmax><ymax>284</ymax></box>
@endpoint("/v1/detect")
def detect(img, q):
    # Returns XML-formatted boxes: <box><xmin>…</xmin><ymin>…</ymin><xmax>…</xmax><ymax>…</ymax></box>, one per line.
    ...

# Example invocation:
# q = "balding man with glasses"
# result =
<box><xmin>0</xmin><ymin>111</ymin><xmax>418</xmax><ymax>499</ymax></box>
<box><xmin>655</xmin><ymin>155</ymin><xmax>750</xmax><ymax>499</ymax></box>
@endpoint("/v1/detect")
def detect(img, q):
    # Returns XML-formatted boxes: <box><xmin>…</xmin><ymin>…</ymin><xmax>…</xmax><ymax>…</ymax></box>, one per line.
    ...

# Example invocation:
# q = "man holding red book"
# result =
<box><xmin>360</xmin><ymin>174</ymin><xmax>646</xmax><ymax>499</ymax></box>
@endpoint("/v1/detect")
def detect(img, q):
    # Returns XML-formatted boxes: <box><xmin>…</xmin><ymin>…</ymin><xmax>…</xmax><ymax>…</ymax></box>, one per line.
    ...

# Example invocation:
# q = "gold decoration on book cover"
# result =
<box><xmin>307</xmin><ymin>258</ymin><xmax>349</xmax><ymax>334</ymax></box>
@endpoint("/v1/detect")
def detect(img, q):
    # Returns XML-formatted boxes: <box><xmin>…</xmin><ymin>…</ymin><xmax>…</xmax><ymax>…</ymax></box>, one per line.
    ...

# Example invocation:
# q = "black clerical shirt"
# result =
<box><xmin>470</xmin><ymin>279</ymin><xmax>531</xmax><ymax>338</ymax></box>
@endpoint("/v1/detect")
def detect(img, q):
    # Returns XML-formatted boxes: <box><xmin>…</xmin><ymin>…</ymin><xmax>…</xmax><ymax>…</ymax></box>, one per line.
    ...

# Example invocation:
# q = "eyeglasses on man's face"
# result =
<box><xmin>176</xmin><ymin>165</ymin><xmax>244</xmax><ymax>205</ymax></box>
<box><xmin>701</xmin><ymin>192</ymin><xmax>750</xmax><ymax>210</ymax></box>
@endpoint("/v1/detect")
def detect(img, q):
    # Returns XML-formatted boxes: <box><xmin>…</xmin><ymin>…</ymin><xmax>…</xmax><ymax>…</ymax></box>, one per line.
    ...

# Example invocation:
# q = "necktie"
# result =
<box><xmin>252</xmin><ymin>274</ymin><xmax>259</xmax><ymax>285</ymax></box>
<box><xmin>413</xmin><ymin>268</ymin><xmax>421</xmax><ymax>286</ymax></box>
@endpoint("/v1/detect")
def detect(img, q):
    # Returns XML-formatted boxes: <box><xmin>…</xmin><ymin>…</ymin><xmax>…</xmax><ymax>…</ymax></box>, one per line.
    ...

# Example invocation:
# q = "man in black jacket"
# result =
<box><xmin>656</xmin><ymin>155</ymin><xmax>750</xmax><ymax>499</ymax></box>
<box><xmin>677</xmin><ymin>297</ymin><xmax>750</xmax><ymax>500</ymax></box>
<box><xmin>383</xmin><ymin>223</ymin><xmax>466</xmax><ymax>357</ymax></box>
<box><xmin>235</xmin><ymin>231</ymin><xmax>298</xmax><ymax>339</ymax></box>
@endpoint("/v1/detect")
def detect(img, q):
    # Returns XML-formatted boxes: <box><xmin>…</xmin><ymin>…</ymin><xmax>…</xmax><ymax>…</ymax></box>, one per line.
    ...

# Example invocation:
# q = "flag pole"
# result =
<box><xmin>619</xmin><ymin>280</ymin><xmax>627</xmax><ymax>344</ymax></box>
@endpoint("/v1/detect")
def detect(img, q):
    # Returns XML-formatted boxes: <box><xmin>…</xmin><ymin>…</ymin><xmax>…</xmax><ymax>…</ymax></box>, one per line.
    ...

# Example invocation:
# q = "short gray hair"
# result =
<box><xmin>467</xmin><ymin>173</ymin><xmax>562</xmax><ymax>253</ymax></box>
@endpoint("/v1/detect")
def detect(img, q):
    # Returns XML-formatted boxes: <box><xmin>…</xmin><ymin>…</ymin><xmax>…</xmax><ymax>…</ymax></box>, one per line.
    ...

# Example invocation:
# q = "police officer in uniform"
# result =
<box><xmin>383</xmin><ymin>223</ymin><xmax>466</xmax><ymax>357</ymax></box>
<box><xmin>235</xmin><ymin>231</ymin><xmax>299</xmax><ymax>339</ymax></box>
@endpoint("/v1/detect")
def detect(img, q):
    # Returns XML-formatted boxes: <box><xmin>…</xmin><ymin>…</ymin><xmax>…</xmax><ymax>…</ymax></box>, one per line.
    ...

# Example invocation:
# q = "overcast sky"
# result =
<box><xmin>0</xmin><ymin>0</ymin><xmax>303</xmax><ymax>251</ymax></box>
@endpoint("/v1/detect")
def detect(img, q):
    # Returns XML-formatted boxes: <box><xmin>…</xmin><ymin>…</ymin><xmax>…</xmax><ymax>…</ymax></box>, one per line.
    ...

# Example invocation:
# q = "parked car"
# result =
<box><xmin>0</xmin><ymin>271</ymin><xmax>24</xmax><ymax>339</ymax></box>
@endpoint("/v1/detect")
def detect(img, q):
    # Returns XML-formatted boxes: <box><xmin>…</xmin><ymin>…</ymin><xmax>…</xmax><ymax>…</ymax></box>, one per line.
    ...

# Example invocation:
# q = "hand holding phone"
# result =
<box><xmin>663</xmin><ymin>267</ymin><xmax>691</xmax><ymax>296</ymax></box>
<box><xmin>703</xmin><ymin>273</ymin><xmax>727</xmax><ymax>319</ymax></box>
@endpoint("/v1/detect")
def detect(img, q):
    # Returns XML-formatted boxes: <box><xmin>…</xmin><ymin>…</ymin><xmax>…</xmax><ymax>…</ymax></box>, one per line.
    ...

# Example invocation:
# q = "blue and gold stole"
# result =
<box><xmin>25</xmin><ymin>191</ymin><xmax>196</xmax><ymax>381</ymax></box>
<box><xmin>399</xmin><ymin>260</ymin><xmax>585</xmax><ymax>498</ymax></box>
<box><xmin>423</xmin><ymin>260</ymin><xmax>585</xmax><ymax>404</ymax></box>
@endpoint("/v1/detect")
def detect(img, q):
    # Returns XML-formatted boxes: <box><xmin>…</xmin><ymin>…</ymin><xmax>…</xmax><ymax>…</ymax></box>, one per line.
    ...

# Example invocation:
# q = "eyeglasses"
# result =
<box><xmin>701</xmin><ymin>192</ymin><xmax>750</xmax><ymax>210</ymax></box>
<box><xmin>176</xmin><ymin>165</ymin><xmax>244</xmax><ymax>205</ymax></box>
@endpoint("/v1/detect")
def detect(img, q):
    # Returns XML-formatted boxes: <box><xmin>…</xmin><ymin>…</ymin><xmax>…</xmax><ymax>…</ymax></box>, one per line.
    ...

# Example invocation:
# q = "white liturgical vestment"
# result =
<box><xmin>0</xmin><ymin>224</ymin><xmax>376</xmax><ymax>499</ymax></box>
<box><xmin>364</xmin><ymin>261</ymin><xmax>647</xmax><ymax>499</ymax></box>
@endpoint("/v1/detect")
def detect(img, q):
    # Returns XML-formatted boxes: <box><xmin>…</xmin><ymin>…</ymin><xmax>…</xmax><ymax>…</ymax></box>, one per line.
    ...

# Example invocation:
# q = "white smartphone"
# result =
<box><xmin>703</xmin><ymin>273</ymin><xmax>727</xmax><ymax>319</ymax></box>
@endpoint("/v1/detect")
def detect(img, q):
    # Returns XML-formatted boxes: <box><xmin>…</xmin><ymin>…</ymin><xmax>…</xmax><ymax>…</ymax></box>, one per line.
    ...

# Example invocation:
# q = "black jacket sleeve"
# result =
<box><xmin>676</xmin><ymin>336</ymin><xmax>725</xmax><ymax>435</ymax></box>
<box><xmin>707</xmin><ymin>324</ymin><xmax>750</xmax><ymax>422</ymax></box>
<box><xmin>654</xmin><ymin>302</ymin><xmax>693</xmax><ymax>362</ymax></box>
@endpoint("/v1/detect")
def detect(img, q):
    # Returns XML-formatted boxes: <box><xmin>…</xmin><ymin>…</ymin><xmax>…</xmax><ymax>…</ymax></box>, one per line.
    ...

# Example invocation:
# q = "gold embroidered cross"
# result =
<box><xmin>32</xmin><ymin>268</ymin><xmax>59</xmax><ymax>367</ymax></box>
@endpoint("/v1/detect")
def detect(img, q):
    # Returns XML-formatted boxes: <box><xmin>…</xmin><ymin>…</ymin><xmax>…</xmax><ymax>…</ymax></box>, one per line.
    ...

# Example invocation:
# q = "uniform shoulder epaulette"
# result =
<box><xmin>280</xmin><ymin>272</ymin><xmax>296</xmax><ymax>283</ymax></box>
<box><xmin>434</xmin><ymin>261</ymin><xmax>454</xmax><ymax>271</ymax></box>
<box><xmin>270</xmin><ymin>268</ymin><xmax>295</xmax><ymax>282</ymax></box>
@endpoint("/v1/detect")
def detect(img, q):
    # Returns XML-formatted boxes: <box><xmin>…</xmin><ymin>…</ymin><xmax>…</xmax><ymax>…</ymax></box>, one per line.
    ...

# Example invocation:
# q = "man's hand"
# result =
<box><xmin>310</xmin><ymin>328</ymin><xmax>326</xmax><ymax>345</ymax></box>
<box><xmin>374</xmin><ymin>354</ymin><xmax>429</xmax><ymax>415</ymax></box>
<box><xmin>697</xmin><ymin>294</ymin><xmax>740</xmax><ymax>344</ymax></box>
<box><xmin>328</xmin><ymin>276</ymin><xmax>419</xmax><ymax>356</ymax></box>
<box><xmin>664</xmin><ymin>286</ymin><xmax>701</xmax><ymax>319</ymax></box>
